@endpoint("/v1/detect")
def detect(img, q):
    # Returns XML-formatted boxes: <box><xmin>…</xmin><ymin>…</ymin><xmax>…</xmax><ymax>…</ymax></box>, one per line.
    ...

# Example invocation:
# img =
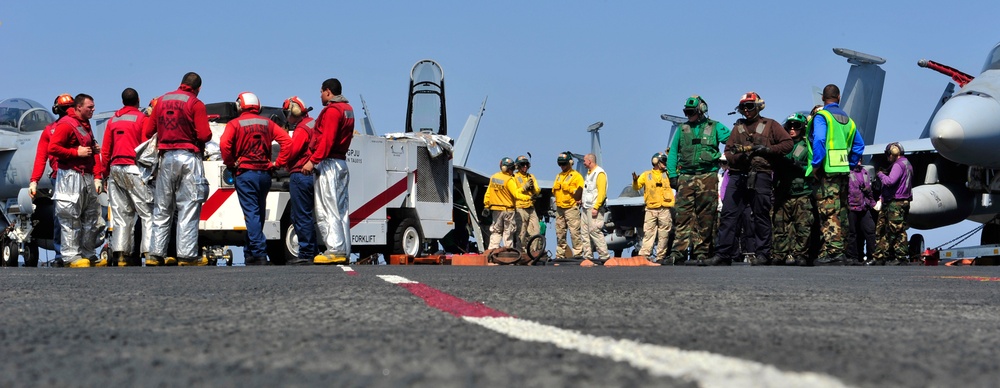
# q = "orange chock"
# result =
<box><xmin>605</xmin><ymin>256</ymin><xmax>660</xmax><ymax>267</ymax></box>
<box><xmin>452</xmin><ymin>254</ymin><xmax>488</xmax><ymax>266</ymax></box>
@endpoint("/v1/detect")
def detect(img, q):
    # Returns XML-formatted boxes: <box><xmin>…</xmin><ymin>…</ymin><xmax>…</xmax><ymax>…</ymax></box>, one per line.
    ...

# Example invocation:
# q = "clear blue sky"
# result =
<box><xmin>2</xmin><ymin>0</ymin><xmax>997</xmax><ymax>251</ymax></box>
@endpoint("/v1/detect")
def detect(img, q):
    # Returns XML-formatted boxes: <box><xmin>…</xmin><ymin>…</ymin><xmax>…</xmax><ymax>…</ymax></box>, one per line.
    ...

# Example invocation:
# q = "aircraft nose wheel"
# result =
<box><xmin>2</xmin><ymin>238</ymin><xmax>19</xmax><ymax>267</ymax></box>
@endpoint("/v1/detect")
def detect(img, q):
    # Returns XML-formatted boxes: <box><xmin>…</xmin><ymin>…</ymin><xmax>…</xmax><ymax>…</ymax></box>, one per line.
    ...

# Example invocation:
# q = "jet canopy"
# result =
<box><xmin>983</xmin><ymin>42</ymin><xmax>1000</xmax><ymax>73</ymax></box>
<box><xmin>406</xmin><ymin>59</ymin><xmax>447</xmax><ymax>136</ymax></box>
<box><xmin>0</xmin><ymin>98</ymin><xmax>54</xmax><ymax>133</ymax></box>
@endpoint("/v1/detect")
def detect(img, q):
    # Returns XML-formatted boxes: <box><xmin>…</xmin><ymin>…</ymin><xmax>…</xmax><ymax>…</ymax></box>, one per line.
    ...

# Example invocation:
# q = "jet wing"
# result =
<box><xmin>864</xmin><ymin>138</ymin><xmax>935</xmax><ymax>156</ymax></box>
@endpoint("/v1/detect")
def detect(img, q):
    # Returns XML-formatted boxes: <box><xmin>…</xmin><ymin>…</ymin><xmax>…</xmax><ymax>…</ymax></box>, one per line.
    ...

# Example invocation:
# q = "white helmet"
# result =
<box><xmin>236</xmin><ymin>91</ymin><xmax>261</xmax><ymax>113</ymax></box>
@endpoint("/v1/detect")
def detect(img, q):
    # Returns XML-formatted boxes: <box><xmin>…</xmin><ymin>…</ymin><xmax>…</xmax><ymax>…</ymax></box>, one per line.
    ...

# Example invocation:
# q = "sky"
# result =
<box><xmin>2</xmin><ymin>0</ymin><xmax>997</xmax><ymax>252</ymax></box>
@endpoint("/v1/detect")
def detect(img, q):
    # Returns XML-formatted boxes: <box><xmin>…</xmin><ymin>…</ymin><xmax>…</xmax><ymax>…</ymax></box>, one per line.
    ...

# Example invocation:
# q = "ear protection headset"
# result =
<box><xmin>885</xmin><ymin>142</ymin><xmax>904</xmax><ymax>157</ymax></box>
<box><xmin>52</xmin><ymin>93</ymin><xmax>74</xmax><ymax>115</ymax></box>
<box><xmin>500</xmin><ymin>157</ymin><xmax>515</xmax><ymax>172</ymax></box>
<box><xmin>684</xmin><ymin>95</ymin><xmax>708</xmax><ymax>115</ymax></box>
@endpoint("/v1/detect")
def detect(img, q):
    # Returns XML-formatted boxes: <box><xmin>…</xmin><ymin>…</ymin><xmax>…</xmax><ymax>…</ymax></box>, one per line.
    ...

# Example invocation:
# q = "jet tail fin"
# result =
<box><xmin>358</xmin><ymin>95</ymin><xmax>376</xmax><ymax>136</ymax></box>
<box><xmin>453</xmin><ymin>97</ymin><xmax>487</xmax><ymax>168</ymax></box>
<box><xmin>836</xmin><ymin>48</ymin><xmax>887</xmax><ymax>147</ymax></box>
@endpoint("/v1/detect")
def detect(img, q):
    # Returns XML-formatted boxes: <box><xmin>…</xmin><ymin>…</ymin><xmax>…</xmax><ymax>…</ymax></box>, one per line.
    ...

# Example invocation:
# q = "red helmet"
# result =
<box><xmin>52</xmin><ymin>93</ymin><xmax>74</xmax><ymax>115</ymax></box>
<box><xmin>282</xmin><ymin>96</ymin><xmax>308</xmax><ymax>116</ymax></box>
<box><xmin>736</xmin><ymin>91</ymin><xmax>765</xmax><ymax>111</ymax></box>
<box><xmin>236</xmin><ymin>92</ymin><xmax>261</xmax><ymax>113</ymax></box>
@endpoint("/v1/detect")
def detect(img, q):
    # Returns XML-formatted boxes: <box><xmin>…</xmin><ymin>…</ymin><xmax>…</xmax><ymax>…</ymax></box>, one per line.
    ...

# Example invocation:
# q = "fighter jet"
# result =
<box><xmin>0</xmin><ymin>98</ymin><xmax>57</xmax><ymax>266</ymax></box>
<box><xmin>888</xmin><ymin>41</ymin><xmax>1000</xmax><ymax>249</ymax></box>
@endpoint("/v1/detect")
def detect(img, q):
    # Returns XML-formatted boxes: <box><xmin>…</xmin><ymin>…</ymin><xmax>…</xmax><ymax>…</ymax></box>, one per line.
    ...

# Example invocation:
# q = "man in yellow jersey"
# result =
<box><xmin>483</xmin><ymin>157</ymin><xmax>533</xmax><ymax>249</ymax></box>
<box><xmin>631</xmin><ymin>152</ymin><xmax>675</xmax><ymax>263</ymax></box>
<box><xmin>580</xmin><ymin>153</ymin><xmax>610</xmax><ymax>261</ymax></box>
<box><xmin>552</xmin><ymin>152</ymin><xmax>585</xmax><ymax>259</ymax></box>
<box><xmin>513</xmin><ymin>155</ymin><xmax>541</xmax><ymax>249</ymax></box>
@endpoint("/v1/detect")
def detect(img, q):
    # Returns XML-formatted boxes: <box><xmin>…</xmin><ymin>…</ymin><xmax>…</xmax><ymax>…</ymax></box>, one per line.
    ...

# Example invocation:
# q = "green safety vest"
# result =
<box><xmin>815</xmin><ymin>110</ymin><xmax>856</xmax><ymax>174</ymax></box>
<box><xmin>678</xmin><ymin>120</ymin><xmax>720</xmax><ymax>172</ymax></box>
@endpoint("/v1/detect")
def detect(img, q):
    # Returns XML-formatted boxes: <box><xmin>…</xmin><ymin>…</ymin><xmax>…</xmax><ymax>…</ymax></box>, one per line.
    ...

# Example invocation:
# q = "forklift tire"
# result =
<box><xmin>393</xmin><ymin>218</ymin><xmax>424</xmax><ymax>257</ymax></box>
<box><xmin>266</xmin><ymin>211</ymin><xmax>293</xmax><ymax>265</ymax></box>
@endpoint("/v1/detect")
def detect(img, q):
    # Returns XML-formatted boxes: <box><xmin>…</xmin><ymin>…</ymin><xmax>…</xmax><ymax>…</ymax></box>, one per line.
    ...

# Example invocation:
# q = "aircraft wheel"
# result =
<box><xmin>393</xmin><ymin>218</ymin><xmax>424</xmax><ymax>257</ymax></box>
<box><xmin>908</xmin><ymin>233</ymin><xmax>925</xmax><ymax>262</ymax></box>
<box><xmin>24</xmin><ymin>242</ymin><xmax>39</xmax><ymax>267</ymax></box>
<box><xmin>2</xmin><ymin>239</ymin><xmax>19</xmax><ymax>267</ymax></box>
<box><xmin>225</xmin><ymin>249</ymin><xmax>234</xmax><ymax>266</ymax></box>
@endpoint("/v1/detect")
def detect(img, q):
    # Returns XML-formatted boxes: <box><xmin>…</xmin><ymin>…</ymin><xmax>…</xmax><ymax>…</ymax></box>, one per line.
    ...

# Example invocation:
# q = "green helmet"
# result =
<box><xmin>557</xmin><ymin>151</ymin><xmax>573</xmax><ymax>166</ymax></box>
<box><xmin>683</xmin><ymin>95</ymin><xmax>708</xmax><ymax>115</ymax></box>
<box><xmin>784</xmin><ymin>112</ymin><xmax>809</xmax><ymax>132</ymax></box>
<box><xmin>500</xmin><ymin>157</ymin><xmax>515</xmax><ymax>172</ymax></box>
<box><xmin>515</xmin><ymin>155</ymin><xmax>531</xmax><ymax>168</ymax></box>
<box><xmin>651</xmin><ymin>152</ymin><xmax>667</xmax><ymax>166</ymax></box>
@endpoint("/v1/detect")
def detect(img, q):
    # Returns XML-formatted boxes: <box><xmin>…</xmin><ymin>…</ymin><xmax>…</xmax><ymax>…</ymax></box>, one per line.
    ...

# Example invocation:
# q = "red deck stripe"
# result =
<box><xmin>399</xmin><ymin>283</ymin><xmax>510</xmax><ymax>318</ymax></box>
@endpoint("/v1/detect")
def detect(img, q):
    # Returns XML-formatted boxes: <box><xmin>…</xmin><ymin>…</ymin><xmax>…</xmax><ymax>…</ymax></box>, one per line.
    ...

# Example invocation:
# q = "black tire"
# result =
<box><xmin>23</xmin><ymin>242</ymin><xmax>39</xmax><ymax>268</ymax></box>
<box><xmin>266</xmin><ymin>210</ymin><xmax>293</xmax><ymax>265</ymax></box>
<box><xmin>392</xmin><ymin>218</ymin><xmax>424</xmax><ymax>257</ymax></box>
<box><xmin>525</xmin><ymin>234</ymin><xmax>547</xmax><ymax>262</ymax></box>
<box><xmin>2</xmin><ymin>239</ymin><xmax>19</xmax><ymax>267</ymax></box>
<box><xmin>908</xmin><ymin>233</ymin><xmax>925</xmax><ymax>262</ymax></box>
<box><xmin>225</xmin><ymin>249</ymin><xmax>234</xmax><ymax>266</ymax></box>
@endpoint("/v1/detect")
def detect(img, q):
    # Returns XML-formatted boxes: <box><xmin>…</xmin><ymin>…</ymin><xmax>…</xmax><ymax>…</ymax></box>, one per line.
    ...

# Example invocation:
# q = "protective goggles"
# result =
<box><xmin>682</xmin><ymin>108</ymin><xmax>699</xmax><ymax>116</ymax></box>
<box><xmin>738</xmin><ymin>102</ymin><xmax>757</xmax><ymax>111</ymax></box>
<box><xmin>785</xmin><ymin>121</ymin><xmax>804</xmax><ymax>131</ymax></box>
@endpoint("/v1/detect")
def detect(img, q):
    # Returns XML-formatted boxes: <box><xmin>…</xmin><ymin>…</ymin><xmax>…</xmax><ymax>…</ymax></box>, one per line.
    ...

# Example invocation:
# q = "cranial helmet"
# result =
<box><xmin>651</xmin><ymin>152</ymin><xmax>667</xmax><ymax>166</ymax></box>
<box><xmin>683</xmin><ymin>95</ymin><xmax>708</xmax><ymax>115</ymax></box>
<box><xmin>283</xmin><ymin>96</ymin><xmax>308</xmax><ymax>117</ymax></box>
<box><xmin>557</xmin><ymin>151</ymin><xmax>574</xmax><ymax>166</ymax></box>
<box><xmin>52</xmin><ymin>93</ymin><xmax>74</xmax><ymax>115</ymax></box>
<box><xmin>784</xmin><ymin>113</ymin><xmax>808</xmax><ymax>132</ymax></box>
<box><xmin>500</xmin><ymin>157</ymin><xmax>515</xmax><ymax>172</ymax></box>
<box><xmin>236</xmin><ymin>92</ymin><xmax>261</xmax><ymax>113</ymax></box>
<box><xmin>736</xmin><ymin>91</ymin><xmax>765</xmax><ymax>111</ymax></box>
<box><xmin>885</xmin><ymin>142</ymin><xmax>904</xmax><ymax>157</ymax></box>
<box><xmin>515</xmin><ymin>155</ymin><xmax>531</xmax><ymax>168</ymax></box>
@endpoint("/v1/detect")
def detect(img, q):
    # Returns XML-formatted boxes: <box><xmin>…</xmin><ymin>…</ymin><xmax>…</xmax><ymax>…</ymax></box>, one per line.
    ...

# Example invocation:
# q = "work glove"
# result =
<box><xmin>28</xmin><ymin>181</ymin><xmax>37</xmax><ymax>198</ymax></box>
<box><xmin>95</xmin><ymin>179</ymin><xmax>103</xmax><ymax>194</ymax></box>
<box><xmin>669</xmin><ymin>176</ymin><xmax>678</xmax><ymax>189</ymax></box>
<box><xmin>750</xmin><ymin>144</ymin><xmax>768</xmax><ymax>154</ymax></box>
<box><xmin>481</xmin><ymin>208</ymin><xmax>491</xmax><ymax>218</ymax></box>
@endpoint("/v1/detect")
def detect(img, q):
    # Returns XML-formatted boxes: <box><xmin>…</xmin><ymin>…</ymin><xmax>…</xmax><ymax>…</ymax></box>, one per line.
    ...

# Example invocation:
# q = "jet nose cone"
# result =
<box><xmin>930</xmin><ymin>117</ymin><xmax>963</xmax><ymax>153</ymax></box>
<box><xmin>930</xmin><ymin>93</ymin><xmax>1000</xmax><ymax>167</ymax></box>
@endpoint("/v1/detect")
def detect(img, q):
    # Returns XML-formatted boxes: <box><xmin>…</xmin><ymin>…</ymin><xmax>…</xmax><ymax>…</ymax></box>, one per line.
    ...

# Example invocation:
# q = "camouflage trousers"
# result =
<box><xmin>772</xmin><ymin>195</ymin><xmax>813</xmax><ymax>261</ymax></box>
<box><xmin>555</xmin><ymin>206</ymin><xmax>583</xmax><ymax>259</ymax></box>
<box><xmin>873</xmin><ymin>199</ymin><xmax>909</xmax><ymax>262</ymax></box>
<box><xmin>672</xmin><ymin>172</ymin><xmax>718</xmax><ymax>261</ymax></box>
<box><xmin>812</xmin><ymin>173</ymin><xmax>849</xmax><ymax>258</ymax></box>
